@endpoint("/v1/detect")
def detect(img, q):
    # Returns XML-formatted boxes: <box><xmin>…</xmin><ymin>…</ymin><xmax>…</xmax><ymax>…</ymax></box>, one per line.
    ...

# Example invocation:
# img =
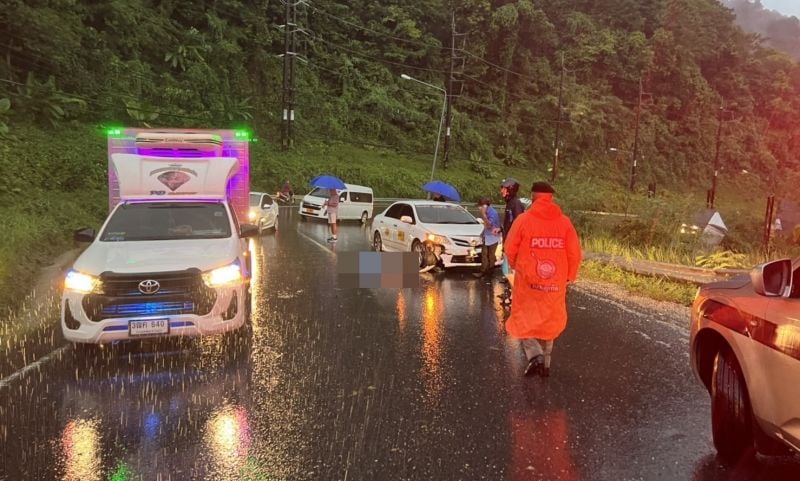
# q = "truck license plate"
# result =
<box><xmin>129</xmin><ymin>319</ymin><xmax>169</xmax><ymax>337</ymax></box>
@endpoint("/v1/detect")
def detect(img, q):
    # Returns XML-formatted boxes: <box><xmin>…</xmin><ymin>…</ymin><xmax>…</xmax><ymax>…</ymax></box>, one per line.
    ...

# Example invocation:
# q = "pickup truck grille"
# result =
<box><xmin>82</xmin><ymin>270</ymin><xmax>216</xmax><ymax>322</ymax></box>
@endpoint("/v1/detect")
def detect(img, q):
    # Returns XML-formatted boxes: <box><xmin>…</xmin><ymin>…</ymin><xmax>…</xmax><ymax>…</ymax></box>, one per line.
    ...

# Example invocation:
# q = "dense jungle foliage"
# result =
<box><xmin>2</xmin><ymin>0</ymin><xmax>800</xmax><ymax>192</ymax></box>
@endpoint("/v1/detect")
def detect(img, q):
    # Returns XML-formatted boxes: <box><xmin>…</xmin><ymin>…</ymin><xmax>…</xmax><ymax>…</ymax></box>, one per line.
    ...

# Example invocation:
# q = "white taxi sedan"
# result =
<box><xmin>690</xmin><ymin>257</ymin><xmax>800</xmax><ymax>463</ymax></box>
<box><xmin>371</xmin><ymin>200</ymin><xmax>502</xmax><ymax>269</ymax></box>
<box><xmin>249</xmin><ymin>192</ymin><xmax>279</xmax><ymax>234</ymax></box>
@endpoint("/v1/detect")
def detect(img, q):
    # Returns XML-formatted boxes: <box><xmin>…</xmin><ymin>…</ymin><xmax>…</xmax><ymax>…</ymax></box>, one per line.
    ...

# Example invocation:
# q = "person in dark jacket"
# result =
<box><xmin>499</xmin><ymin>178</ymin><xmax>525</xmax><ymax>305</ymax></box>
<box><xmin>501</xmin><ymin>178</ymin><xmax>525</xmax><ymax>239</ymax></box>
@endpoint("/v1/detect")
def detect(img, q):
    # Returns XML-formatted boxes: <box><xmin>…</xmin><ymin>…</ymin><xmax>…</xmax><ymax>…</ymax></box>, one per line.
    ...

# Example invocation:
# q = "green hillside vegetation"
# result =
<box><xmin>3</xmin><ymin>0</ymin><xmax>800</xmax><ymax>309</ymax></box>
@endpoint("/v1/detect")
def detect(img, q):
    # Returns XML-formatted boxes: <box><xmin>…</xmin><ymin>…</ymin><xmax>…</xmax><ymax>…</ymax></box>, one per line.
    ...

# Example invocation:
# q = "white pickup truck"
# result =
<box><xmin>61</xmin><ymin>129</ymin><xmax>256</xmax><ymax>345</ymax></box>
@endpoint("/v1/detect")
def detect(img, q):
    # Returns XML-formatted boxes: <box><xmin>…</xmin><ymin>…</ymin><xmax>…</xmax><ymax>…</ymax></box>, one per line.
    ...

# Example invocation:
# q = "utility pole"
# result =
<box><xmin>280</xmin><ymin>0</ymin><xmax>298</xmax><ymax>149</ymax></box>
<box><xmin>630</xmin><ymin>77</ymin><xmax>643</xmax><ymax>191</ymax></box>
<box><xmin>442</xmin><ymin>11</ymin><xmax>465</xmax><ymax>170</ymax></box>
<box><xmin>551</xmin><ymin>53</ymin><xmax>565</xmax><ymax>183</ymax></box>
<box><xmin>708</xmin><ymin>104</ymin><xmax>724</xmax><ymax>209</ymax></box>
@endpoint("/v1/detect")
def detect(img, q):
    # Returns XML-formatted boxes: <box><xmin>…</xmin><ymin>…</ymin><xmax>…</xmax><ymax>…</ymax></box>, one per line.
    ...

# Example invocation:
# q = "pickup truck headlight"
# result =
<box><xmin>202</xmin><ymin>262</ymin><xmax>243</xmax><ymax>287</ymax></box>
<box><xmin>65</xmin><ymin>270</ymin><xmax>101</xmax><ymax>294</ymax></box>
<box><xmin>426</xmin><ymin>234</ymin><xmax>452</xmax><ymax>245</ymax></box>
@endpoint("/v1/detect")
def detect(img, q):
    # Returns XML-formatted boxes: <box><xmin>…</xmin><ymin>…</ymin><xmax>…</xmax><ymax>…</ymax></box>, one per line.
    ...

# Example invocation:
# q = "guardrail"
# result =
<box><xmin>583</xmin><ymin>252</ymin><xmax>748</xmax><ymax>285</ymax></box>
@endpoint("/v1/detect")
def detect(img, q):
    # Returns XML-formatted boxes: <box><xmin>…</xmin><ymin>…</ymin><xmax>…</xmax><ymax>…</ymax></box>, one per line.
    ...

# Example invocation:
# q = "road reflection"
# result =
<box><xmin>60</xmin><ymin>418</ymin><xmax>102</xmax><ymax>481</ymax></box>
<box><xmin>509</xmin><ymin>409</ymin><xmax>581</xmax><ymax>481</ymax></box>
<box><xmin>47</xmin><ymin>333</ymin><xmax>254</xmax><ymax>480</ymax></box>
<box><xmin>204</xmin><ymin>405</ymin><xmax>252</xmax><ymax>479</ymax></box>
<box><xmin>420</xmin><ymin>286</ymin><xmax>445</xmax><ymax>407</ymax></box>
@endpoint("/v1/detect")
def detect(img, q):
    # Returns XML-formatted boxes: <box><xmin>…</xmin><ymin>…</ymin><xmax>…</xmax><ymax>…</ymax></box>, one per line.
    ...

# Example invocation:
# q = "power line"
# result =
<box><xmin>306</xmin><ymin>3</ymin><xmax>446</xmax><ymax>51</ymax></box>
<box><xmin>461</xmin><ymin>49</ymin><xmax>526</xmax><ymax>79</ymax></box>
<box><xmin>309</xmin><ymin>34</ymin><xmax>448</xmax><ymax>74</ymax></box>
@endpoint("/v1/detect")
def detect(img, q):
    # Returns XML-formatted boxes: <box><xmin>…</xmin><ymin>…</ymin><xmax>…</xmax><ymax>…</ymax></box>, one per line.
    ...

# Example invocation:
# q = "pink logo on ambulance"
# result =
<box><xmin>157</xmin><ymin>171</ymin><xmax>191</xmax><ymax>191</ymax></box>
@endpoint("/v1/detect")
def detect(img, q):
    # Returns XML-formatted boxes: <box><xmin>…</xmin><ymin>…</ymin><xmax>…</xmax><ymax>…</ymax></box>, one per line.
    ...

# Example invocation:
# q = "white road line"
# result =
<box><xmin>296</xmin><ymin>229</ymin><xmax>336</xmax><ymax>257</ymax></box>
<box><xmin>0</xmin><ymin>345</ymin><xmax>70</xmax><ymax>389</ymax></box>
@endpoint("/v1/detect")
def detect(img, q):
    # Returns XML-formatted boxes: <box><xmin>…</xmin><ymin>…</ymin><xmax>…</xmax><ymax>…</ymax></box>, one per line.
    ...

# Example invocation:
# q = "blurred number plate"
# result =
<box><xmin>304</xmin><ymin>208</ymin><xmax>314</xmax><ymax>214</ymax></box>
<box><xmin>129</xmin><ymin>319</ymin><xmax>169</xmax><ymax>336</ymax></box>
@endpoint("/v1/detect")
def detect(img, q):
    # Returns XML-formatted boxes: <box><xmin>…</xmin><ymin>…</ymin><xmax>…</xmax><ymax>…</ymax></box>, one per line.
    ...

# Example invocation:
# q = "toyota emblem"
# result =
<box><xmin>470</xmin><ymin>239</ymin><xmax>479</xmax><ymax>246</ymax></box>
<box><xmin>138</xmin><ymin>279</ymin><xmax>161</xmax><ymax>295</ymax></box>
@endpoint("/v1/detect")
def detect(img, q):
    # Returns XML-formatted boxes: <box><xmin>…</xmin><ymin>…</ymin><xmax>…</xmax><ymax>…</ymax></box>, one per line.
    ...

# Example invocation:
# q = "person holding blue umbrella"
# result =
<box><xmin>310</xmin><ymin>175</ymin><xmax>346</xmax><ymax>242</ymax></box>
<box><xmin>422</xmin><ymin>180</ymin><xmax>460</xmax><ymax>202</ymax></box>
<box><xmin>324</xmin><ymin>188</ymin><xmax>340</xmax><ymax>242</ymax></box>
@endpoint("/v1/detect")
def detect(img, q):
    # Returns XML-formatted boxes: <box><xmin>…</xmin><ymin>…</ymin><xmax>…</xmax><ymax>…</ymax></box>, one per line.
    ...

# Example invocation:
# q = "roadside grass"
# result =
<box><xmin>580</xmin><ymin>260</ymin><xmax>699</xmax><ymax>306</ymax></box>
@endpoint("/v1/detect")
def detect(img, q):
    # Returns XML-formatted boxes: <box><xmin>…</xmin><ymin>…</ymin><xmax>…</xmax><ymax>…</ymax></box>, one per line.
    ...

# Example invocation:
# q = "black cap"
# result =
<box><xmin>531</xmin><ymin>181</ymin><xmax>555</xmax><ymax>194</ymax></box>
<box><xmin>477</xmin><ymin>196</ymin><xmax>492</xmax><ymax>206</ymax></box>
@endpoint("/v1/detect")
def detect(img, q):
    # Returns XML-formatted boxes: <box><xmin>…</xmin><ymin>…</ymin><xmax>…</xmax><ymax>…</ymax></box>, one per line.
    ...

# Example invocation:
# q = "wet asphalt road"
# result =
<box><xmin>2</xmin><ymin>209</ymin><xmax>799</xmax><ymax>481</ymax></box>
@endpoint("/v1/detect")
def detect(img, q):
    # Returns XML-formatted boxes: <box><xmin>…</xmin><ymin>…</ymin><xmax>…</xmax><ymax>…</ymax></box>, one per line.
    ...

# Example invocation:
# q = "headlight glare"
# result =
<box><xmin>65</xmin><ymin>270</ymin><xmax>101</xmax><ymax>294</ymax></box>
<box><xmin>426</xmin><ymin>234</ymin><xmax>451</xmax><ymax>245</ymax></box>
<box><xmin>248</xmin><ymin>211</ymin><xmax>257</xmax><ymax>221</ymax></box>
<box><xmin>203</xmin><ymin>263</ymin><xmax>243</xmax><ymax>287</ymax></box>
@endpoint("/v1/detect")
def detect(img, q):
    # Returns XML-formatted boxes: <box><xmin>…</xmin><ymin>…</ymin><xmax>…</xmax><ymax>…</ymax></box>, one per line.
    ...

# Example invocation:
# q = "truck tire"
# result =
<box><xmin>711</xmin><ymin>346</ymin><xmax>755</xmax><ymax>463</ymax></box>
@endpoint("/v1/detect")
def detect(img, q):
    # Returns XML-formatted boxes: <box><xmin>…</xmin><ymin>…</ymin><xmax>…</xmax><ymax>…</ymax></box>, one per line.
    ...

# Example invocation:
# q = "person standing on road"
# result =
<box><xmin>280</xmin><ymin>180</ymin><xmax>294</xmax><ymax>203</ymax></box>
<box><xmin>501</xmin><ymin>178</ymin><xmax>525</xmax><ymax>239</ymax></box>
<box><xmin>500</xmin><ymin>178</ymin><xmax>526</xmax><ymax>304</ymax></box>
<box><xmin>473</xmin><ymin>196</ymin><xmax>502</xmax><ymax>279</ymax></box>
<box><xmin>504</xmin><ymin>181</ymin><xmax>582</xmax><ymax>378</ymax></box>
<box><xmin>324</xmin><ymin>188</ymin><xmax>340</xmax><ymax>242</ymax></box>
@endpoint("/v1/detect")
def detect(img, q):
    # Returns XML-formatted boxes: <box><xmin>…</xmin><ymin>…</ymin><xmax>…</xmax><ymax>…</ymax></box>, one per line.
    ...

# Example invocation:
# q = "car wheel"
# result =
<box><xmin>411</xmin><ymin>240</ymin><xmax>425</xmax><ymax>267</ymax></box>
<box><xmin>361</xmin><ymin>211</ymin><xmax>369</xmax><ymax>225</ymax></box>
<box><xmin>373</xmin><ymin>231</ymin><xmax>383</xmax><ymax>252</ymax></box>
<box><xmin>258</xmin><ymin>218</ymin><xmax>266</xmax><ymax>235</ymax></box>
<box><xmin>268</xmin><ymin>215</ymin><xmax>278</xmax><ymax>233</ymax></box>
<box><xmin>711</xmin><ymin>346</ymin><xmax>755</xmax><ymax>463</ymax></box>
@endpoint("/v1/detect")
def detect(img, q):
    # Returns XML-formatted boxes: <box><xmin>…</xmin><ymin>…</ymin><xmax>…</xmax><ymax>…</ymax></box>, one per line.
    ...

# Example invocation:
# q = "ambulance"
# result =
<box><xmin>61</xmin><ymin>128</ymin><xmax>256</xmax><ymax>345</ymax></box>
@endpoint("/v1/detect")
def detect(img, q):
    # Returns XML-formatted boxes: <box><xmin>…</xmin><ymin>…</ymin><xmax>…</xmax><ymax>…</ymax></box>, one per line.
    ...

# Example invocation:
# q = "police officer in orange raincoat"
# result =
<box><xmin>504</xmin><ymin>181</ymin><xmax>582</xmax><ymax>377</ymax></box>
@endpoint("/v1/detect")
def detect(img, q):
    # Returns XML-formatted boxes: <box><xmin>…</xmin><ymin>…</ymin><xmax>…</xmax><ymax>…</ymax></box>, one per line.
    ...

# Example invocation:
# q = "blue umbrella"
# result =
<box><xmin>310</xmin><ymin>175</ymin><xmax>346</xmax><ymax>190</ymax></box>
<box><xmin>422</xmin><ymin>180</ymin><xmax>461</xmax><ymax>202</ymax></box>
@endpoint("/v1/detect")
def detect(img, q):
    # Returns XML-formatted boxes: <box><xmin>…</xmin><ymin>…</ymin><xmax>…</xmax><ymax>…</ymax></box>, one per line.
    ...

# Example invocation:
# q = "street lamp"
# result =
<box><xmin>401</xmin><ymin>73</ymin><xmax>447</xmax><ymax>182</ymax></box>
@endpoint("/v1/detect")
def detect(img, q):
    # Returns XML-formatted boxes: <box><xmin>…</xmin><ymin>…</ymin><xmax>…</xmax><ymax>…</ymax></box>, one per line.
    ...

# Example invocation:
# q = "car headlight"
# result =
<box><xmin>65</xmin><ymin>270</ymin><xmax>101</xmax><ymax>294</ymax></box>
<box><xmin>248</xmin><ymin>211</ymin><xmax>257</xmax><ymax>221</ymax></box>
<box><xmin>202</xmin><ymin>262</ymin><xmax>243</xmax><ymax>287</ymax></box>
<box><xmin>426</xmin><ymin>234</ymin><xmax>452</xmax><ymax>245</ymax></box>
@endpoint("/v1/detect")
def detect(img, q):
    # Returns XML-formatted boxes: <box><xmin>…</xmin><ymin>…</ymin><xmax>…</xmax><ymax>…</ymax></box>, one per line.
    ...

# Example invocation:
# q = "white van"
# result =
<box><xmin>299</xmin><ymin>183</ymin><xmax>374</xmax><ymax>223</ymax></box>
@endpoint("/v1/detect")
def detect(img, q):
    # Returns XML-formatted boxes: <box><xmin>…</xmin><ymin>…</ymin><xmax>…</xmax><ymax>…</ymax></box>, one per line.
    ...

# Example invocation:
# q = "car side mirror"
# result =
<box><xmin>73</xmin><ymin>228</ymin><xmax>96</xmax><ymax>243</ymax></box>
<box><xmin>240</xmin><ymin>224</ymin><xmax>260</xmax><ymax>238</ymax></box>
<box><xmin>751</xmin><ymin>259</ymin><xmax>792</xmax><ymax>297</ymax></box>
<box><xmin>400</xmin><ymin>215</ymin><xmax>413</xmax><ymax>224</ymax></box>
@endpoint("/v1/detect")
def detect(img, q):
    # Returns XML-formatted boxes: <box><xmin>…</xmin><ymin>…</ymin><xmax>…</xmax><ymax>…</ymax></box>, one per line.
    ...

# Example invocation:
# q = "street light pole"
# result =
<box><xmin>401</xmin><ymin>74</ymin><xmax>447</xmax><ymax>182</ymax></box>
